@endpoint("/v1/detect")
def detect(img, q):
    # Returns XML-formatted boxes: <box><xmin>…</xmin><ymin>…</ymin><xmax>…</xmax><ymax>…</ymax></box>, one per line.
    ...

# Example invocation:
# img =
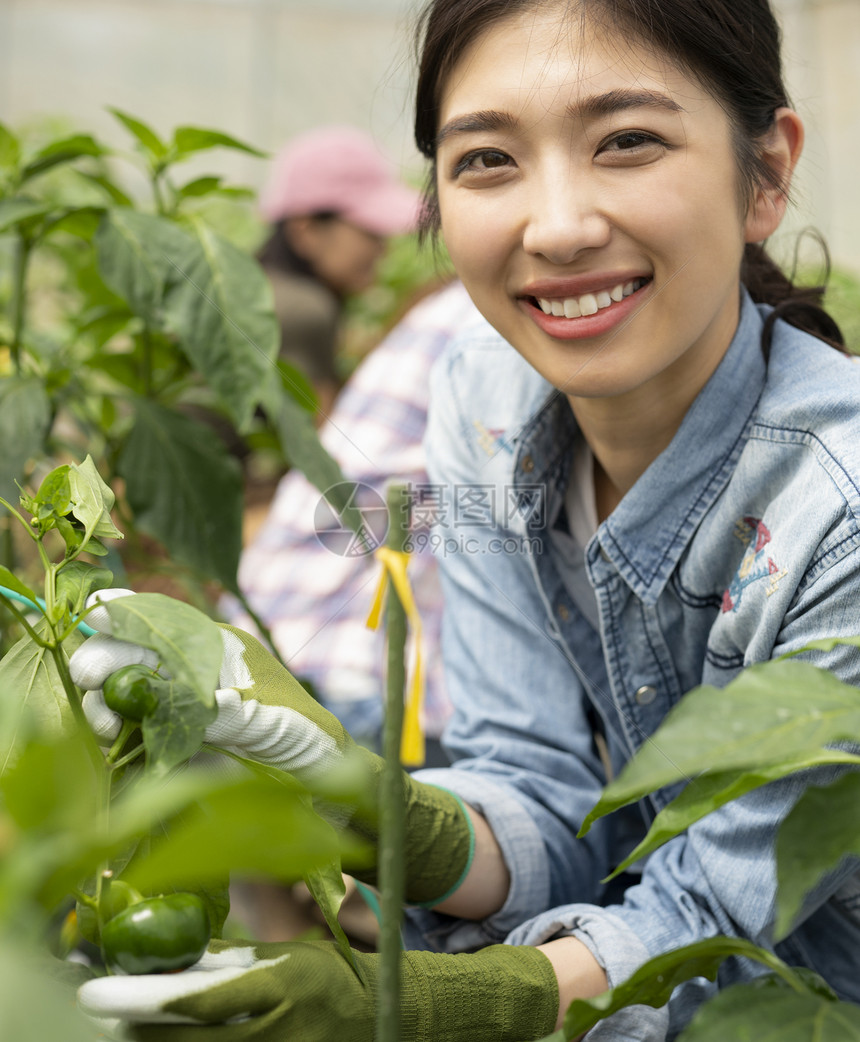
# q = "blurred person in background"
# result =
<box><xmin>221</xmin><ymin>277</ymin><xmax>481</xmax><ymax>943</ymax></box>
<box><xmin>223</xmin><ymin>278</ymin><xmax>480</xmax><ymax>761</ymax></box>
<box><xmin>256</xmin><ymin>124</ymin><xmax>420</xmax><ymax>419</ymax></box>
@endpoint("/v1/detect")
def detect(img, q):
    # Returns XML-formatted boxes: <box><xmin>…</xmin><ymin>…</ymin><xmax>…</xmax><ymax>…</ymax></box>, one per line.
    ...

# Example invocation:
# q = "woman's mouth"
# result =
<box><xmin>518</xmin><ymin>275</ymin><xmax>652</xmax><ymax>341</ymax></box>
<box><xmin>531</xmin><ymin>277</ymin><xmax>650</xmax><ymax>318</ymax></box>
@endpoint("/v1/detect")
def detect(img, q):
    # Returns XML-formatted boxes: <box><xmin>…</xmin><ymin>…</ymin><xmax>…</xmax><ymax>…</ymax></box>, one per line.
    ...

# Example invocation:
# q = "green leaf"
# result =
<box><xmin>118</xmin><ymin>400</ymin><xmax>243</xmax><ymax>591</ymax></box>
<box><xmin>176</xmin><ymin>175</ymin><xmax>223</xmax><ymax>199</ymax></box>
<box><xmin>0</xmin><ymin>376</ymin><xmax>51</xmax><ymax>504</ymax></box>
<box><xmin>775</xmin><ymin>771</ymin><xmax>860</xmax><ymax>939</ymax></box>
<box><xmin>0</xmin><ymin>627</ymin><xmax>83</xmax><ymax>774</ymax></box>
<box><xmin>67</xmin><ymin>455</ymin><xmax>123</xmax><ymax>545</ymax></box>
<box><xmin>0</xmin><ymin>735</ymin><xmax>97</xmax><ymax>832</ymax></box>
<box><xmin>0</xmin><ymin>567</ymin><xmax>38</xmax><ymax>606</ymax></box>
<box><xmin>94</xmin><ymin>208</ymin><xmax>191</xmax><ymax>326</ymax></box>
<box><xmin>677</xmin><ymin>975</ymin><xmax>860</xmax><ymax>1041</ymax></box>
<box><xmin>20</xmin><ymin>134</ymin><xmax>106</xmax><ymax>182</ymax></box>
<box><xmin>141</xmin><ymin>679</ymin><xmax>218</xmax><ymax>776</ymax></box>
<box><xmin>161</xmin><ymin>216</ymin><xmax>278</xmax><ymax>428</ymax></box>
<box><xmin>260</xmin><ymin>378</ymin><xmax>366</xmax><ymax>539</ymax></box>
<box><xmin>75</xmin><ymin>170</ymin><xmax>133</xmax><ymax>207</ymax></box>
<box><xmin>580</xmin><ymin>659</ymin><xmax>860</xmax><ymax>835</ymax></box>
<box><xmin>0</xmin><ymin>197</ymin><xmax>51</xmax><ymax>233</ymax></box>
<box><xmin>24</xmin><ymin>765</ymin><xmax>226</xmax><ymax>913</ymax></box>
<box><xmin>55</xmin><ymin>562</ymin><xmax>113</xmax><ymax>620</ymax></box>
<box><xmin>27</xmin><ymin>465</ymin><xmax>72</xmax><ymax>529</ymax></box>
<box><xmin>606</xmin><ymin>748</ymin><xmax>860</xmax><ymax>880</ymax></box>
<box><xmin>277</xmin><ymin>358</ymin><xmax>318</xmax><ymax>412</ymax></box>
<box><xmin>102</xmin><ymin>592</ymin><xmax>222</xmax><ymax>709</ymax></box>
<box><xmin>124</xmin><ymin>770</ymin><xmax>359</xmax><ymax>895</ymax></box>
<box><xmin>0</xmin><ymin>943</ymin><xmax>98</xmax><ymax>1042</ymax></box>
<box><xmin>42</xmin><ymin>205</ymin><xmax>103</xmax><ymax>241</ymax></box>
<box><xmin>0</xmin><ymin>122</ymin><xmax>21</xmax><ymax>170</ymax></box>
<box><xmin>108</xmin><ymin>108</ymin><xmax>167</xmax><ymax>160</ymax></box>
<box><xmin>303</xmin><ymin>856</ymin><xmax>357</xmax><ymax>973</ymax></box>
<box><xmin>560</xmin><ymin>937</ymin><xmax>801</xmax><ymax>1039</ymax></box>
<box><xmin>779</xmin><ymin>634</ymin><xmax>860</xmax><ymax>658</ymax></box>
<box><xmin>172</xmin><ymin>126</ymin><xmax>266</xmax><ymax>159</ymax></box>
<box><xmin>76</xmin><ymin>305</ymin><xmax>134</xmax><ymax>350</ymax></box>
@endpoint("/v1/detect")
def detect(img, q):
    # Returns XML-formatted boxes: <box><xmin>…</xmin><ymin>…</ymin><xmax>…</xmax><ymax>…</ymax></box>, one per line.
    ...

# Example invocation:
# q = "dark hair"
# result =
<box><xmin>413</xmin><ymin>0</ymin><xmax>845</xmax><ymax>351</ymax></box>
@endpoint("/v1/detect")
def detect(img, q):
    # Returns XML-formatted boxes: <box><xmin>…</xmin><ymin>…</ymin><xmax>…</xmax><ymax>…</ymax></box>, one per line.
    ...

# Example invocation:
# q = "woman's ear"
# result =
<box><xmin>744</xmin><ymin>107</ymin><xmax>805</xmax><ymax>244</ymax></box>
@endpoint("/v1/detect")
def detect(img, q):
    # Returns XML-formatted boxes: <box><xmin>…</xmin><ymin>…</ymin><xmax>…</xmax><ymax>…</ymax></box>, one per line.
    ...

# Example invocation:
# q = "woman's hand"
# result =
<box><xmin>78</xmin><ymin>938</ymin><xmax>560</xmax><ymax>1042</ymax></box>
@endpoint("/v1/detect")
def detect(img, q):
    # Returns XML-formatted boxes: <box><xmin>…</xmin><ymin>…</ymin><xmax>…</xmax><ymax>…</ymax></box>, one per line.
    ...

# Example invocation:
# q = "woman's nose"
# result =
<box><xmin>521</xmin><ymin>167</ymin><xmax>611</xmax><ymax>264</ymax></box>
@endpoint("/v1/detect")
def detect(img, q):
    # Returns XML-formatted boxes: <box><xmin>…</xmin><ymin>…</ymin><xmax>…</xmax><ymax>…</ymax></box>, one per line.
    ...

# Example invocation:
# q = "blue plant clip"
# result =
<box><xmin>0</xmin><ymin>584</ymin><xmax>97</xmax><ymax>637</ymax></box>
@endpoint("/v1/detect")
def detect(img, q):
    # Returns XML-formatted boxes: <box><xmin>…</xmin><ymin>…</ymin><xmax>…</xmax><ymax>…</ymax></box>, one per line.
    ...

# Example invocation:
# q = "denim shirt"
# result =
<box><xmin>408</xmin><ymin>292</ymin><xmax>860</xmax><ymax>1039</ymax></box>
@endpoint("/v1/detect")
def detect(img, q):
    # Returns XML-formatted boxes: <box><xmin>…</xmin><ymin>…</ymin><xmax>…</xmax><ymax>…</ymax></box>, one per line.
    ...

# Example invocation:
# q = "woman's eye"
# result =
<box><xmin>454</xmin><ymin>149</ymin><xmax>513</xmax><ymax>175</ymax></box>
<box><xmin>600</xmin><ymin>131</ymin><xmax>665</xmax><ymax>157</ymax></box>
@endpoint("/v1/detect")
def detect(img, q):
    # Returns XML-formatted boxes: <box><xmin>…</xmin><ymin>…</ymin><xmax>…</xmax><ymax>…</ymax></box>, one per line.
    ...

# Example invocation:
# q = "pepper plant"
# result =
<box><xmin>0</xmin><ymin>110</ymin><xmax>361</xmax><ymax>645</ymax></box>
<box><xmin>0</xmin><ymin>456</ymin><xmax>369</xmax><ymax>1039</ymax></box>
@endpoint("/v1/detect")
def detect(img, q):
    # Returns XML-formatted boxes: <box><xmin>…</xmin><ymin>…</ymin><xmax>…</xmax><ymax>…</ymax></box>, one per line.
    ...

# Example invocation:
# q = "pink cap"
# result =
<box><xmin>259</xmin><ymin>125</ymin><xmax>420</xmax><ymax>237</ymax></box>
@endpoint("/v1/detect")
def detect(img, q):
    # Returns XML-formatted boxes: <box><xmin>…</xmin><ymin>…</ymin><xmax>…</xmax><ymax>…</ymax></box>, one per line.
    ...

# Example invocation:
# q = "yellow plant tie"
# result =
<box><xmin>366</xmin><ymin>545</ymin><xmax>425</xmax><ymax>766</ymax></box>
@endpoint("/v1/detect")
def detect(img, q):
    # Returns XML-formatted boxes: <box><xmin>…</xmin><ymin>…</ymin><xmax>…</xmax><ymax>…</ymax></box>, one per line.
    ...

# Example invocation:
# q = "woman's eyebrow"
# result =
<box><xmin>436</xmin><ymin>89</ymin><xmax>682</xmax><ymax>149</ymax></box>
<box><xmin>571</xmin><ymin>88</ymin><xmax>683</xmax><ymax>120</ymax></box>
<box><xmin>436</xmin><ymin>109</ymin><xmax>517</xmax><ymax>149</ymax></box>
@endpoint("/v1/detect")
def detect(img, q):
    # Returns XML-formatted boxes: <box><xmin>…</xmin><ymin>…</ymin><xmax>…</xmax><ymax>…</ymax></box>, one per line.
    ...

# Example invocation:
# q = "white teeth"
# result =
<box><xmin>579</xmin><ymin>293</ymin><xmax>598</xmax><ymax>316</ymax></box>
<box><xmin>536</xmin><ymin>278</ymin><xmax>644</xmax><ymax>320</ymax></box>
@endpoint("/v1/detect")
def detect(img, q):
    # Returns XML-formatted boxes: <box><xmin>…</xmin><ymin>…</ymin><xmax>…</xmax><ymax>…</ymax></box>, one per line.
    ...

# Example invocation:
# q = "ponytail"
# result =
<box><xmin>742</xmin><ymin>238</ymin><xmax>846</xmax><ymax>357</ymax></box>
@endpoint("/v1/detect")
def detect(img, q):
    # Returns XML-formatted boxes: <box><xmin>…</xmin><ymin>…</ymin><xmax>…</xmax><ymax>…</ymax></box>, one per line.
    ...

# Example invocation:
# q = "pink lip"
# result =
<box><xmin>521</xmin><ymin>271</ymin><xmax>648</xmax><ymax>299</ymax></box>
<box><xmin>518</xmin><ymin>279</ymin><xmax>650</xmax><ymax>341</ymax></box>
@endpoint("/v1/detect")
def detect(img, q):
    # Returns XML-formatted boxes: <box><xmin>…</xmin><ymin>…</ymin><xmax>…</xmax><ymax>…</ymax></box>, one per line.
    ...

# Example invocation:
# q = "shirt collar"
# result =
<box><xmin>514</xmin><ymin>290</ymin><xmax>768</xmax><ymax>602</ymax></box>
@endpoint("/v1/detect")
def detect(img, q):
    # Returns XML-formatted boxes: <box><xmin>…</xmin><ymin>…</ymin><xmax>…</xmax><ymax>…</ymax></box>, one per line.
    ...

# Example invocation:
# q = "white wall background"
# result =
<box><xmin>0</xmin><ymin>0</ymin><xmax>858</xmax><ymax>273</ymax></box>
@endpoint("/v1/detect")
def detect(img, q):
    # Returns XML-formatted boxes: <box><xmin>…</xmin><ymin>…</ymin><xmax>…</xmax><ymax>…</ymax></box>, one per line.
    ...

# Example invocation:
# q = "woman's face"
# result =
<box><xmin>435</xmin><ymin>5</ymin><xmax>783</xmax><ymax>406</ymax></box>
<box><xmin>292</xmin><ymin>216</ymin><xmax>388</xmax><ymax>296</ymax></box>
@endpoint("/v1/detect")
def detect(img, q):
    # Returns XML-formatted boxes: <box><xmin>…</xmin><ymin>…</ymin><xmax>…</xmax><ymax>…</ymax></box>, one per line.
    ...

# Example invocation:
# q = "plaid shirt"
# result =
<box><xmin>222</xmin><ymin>280</ymin><xmax>479</xmax><ymax>738</ymax></box>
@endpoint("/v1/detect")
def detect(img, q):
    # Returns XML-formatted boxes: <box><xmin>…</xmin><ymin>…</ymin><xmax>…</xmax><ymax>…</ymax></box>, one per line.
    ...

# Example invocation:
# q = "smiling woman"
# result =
<box><xmin>428</xmin><ymin>8</ymin><xmax>806</xmax><ymax>516</ymax></box>
<box><xmin>74</xmin><ymin>2</ymin><xmax>860</xmax><ymax>1041</ymax></box>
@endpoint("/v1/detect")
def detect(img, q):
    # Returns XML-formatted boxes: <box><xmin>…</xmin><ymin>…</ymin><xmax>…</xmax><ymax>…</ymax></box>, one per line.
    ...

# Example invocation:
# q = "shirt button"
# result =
<box><xmin>558</xmin><ymin>604</ymin><xmax>570</xmax><ymax>621</ymax></box>
<box><xmin>521</xmin><ymin>454</ymin><xmax>535</xmax><ymax>473</ymax></box>
<box><xmin>635</xmin><ymin>685</ymin><xmax>657</xmax><ymax>706</ymax></box>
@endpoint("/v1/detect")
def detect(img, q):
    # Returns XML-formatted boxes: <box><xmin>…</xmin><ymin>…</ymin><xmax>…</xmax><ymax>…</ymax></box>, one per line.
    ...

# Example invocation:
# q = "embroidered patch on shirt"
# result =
<box><xmin>473</xmin><ymin>420</ymin><xmax>513</xmax><ymax>456</ymax></box>
<box><xmin>721</xmin><ymin>516</ymin><xmax>788</xmax><ymax>613</ymax></box>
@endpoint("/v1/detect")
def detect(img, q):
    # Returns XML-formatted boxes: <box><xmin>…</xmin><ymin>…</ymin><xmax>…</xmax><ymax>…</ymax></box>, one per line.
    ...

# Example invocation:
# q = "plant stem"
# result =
<box><xmin>106</xmin><ymin>720</ymin><xmax>138</xmax><ymax>766</ymax></box>
<box><xmin>49</xmin><ymin>641</ymin><xmax>104</xmax><ymax>777</ymax></box>
<box><xmin>151</xmin><ymin>169</ymin><xmax>168</xmax><ymax>217</ymax></box>
<box><xmin>9</xmin><ymin>232</ymin><xmax>31</xmax><ymax>374</ymax></box>
<box><xmin>108</xmin><ymin>744</ymin><xmax>146</xmax><ymax>772</ymax></box>
<box><xmin>1</xmin><ymin>514</ymin><xmax>14</xmax><ymax>575</ymax></box>
<box><xmin>0</xmin><ymin>591</ymin><xmax>47</xmax><ymax>646</ymax></box>
<box><xmin>753</xmin><ymin>948</ymin><xmax>808</xmax><ymax>995</ymax></box>
<box><xmin>376</xmin><ymin>484</ymin><xmax>409</xmax><ymax>1042</ymax></box>
<box><xmin>141</xmin><ymin>325</ymin><xmax>155</xmax><ymax>396</ymax></box>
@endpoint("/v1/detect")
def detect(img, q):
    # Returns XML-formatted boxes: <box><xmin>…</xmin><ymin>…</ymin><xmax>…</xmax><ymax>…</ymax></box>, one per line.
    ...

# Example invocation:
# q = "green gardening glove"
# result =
<box><xmin>69</xmin><ymin>592</ymin><xmax>474</xmax><ymax>905</ymax></box>
<box><xmin>77</xmin><ymin>937</ymin><xmax>559</xmax><ymax>1042</ymax></box>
